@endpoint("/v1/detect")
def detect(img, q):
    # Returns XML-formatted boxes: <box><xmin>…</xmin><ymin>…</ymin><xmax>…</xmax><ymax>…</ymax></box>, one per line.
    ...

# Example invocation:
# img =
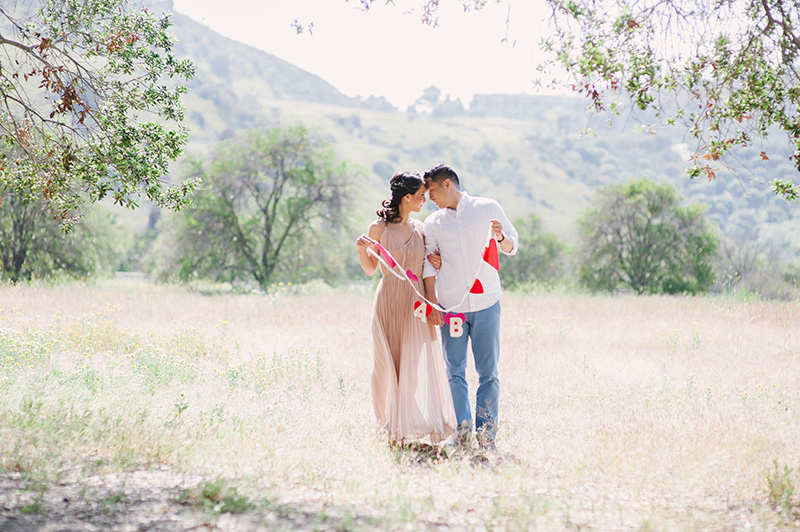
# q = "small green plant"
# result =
<box><xmin>657</xmin><ymin>329</ymin><xmax>682</xmax><ymax>348</ymax></box>
<box><xmin>173</xmin><ymin>397</ymin><xmax>189</xmax><ymax>417</ymax></box>
<box><xmin>179</xmin><ymin>479</ymin><xmax>253</xmax><ymax>514</ymax></box>
<box><xmin>102</xmin><ymin>492</ymin><xmax>130</xmax><ymax>506</ymax></box>
<box><xmin>20</xmin><ymin>502</ymin><xmax>41</xmax><ymax>515</ymax></box>
<box><xmin>690</xmin><ymin>324</ymin><xmax>702</xmax><ymax>350</ymax></box>
<box><xmin>767</xmin><ymin>460</ymin><xmax>799</xmax><ymax>520</ymax></box>
<box><xmin>100</xmin><ymin>491</ymin><xmax>131</xmax><ymax>515</ymax></box>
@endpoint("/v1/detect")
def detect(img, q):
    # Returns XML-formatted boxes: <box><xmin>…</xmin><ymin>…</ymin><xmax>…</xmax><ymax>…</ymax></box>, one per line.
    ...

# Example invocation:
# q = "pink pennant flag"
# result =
<box><xmin>444</xmin><ymin>312</ymin><xmax>466</xmax><ymax>325</ymax></box>
<box><xmin>373</xmin><ymin>241</ymin><xmax>396</xmax><ymax>268</ymax></box>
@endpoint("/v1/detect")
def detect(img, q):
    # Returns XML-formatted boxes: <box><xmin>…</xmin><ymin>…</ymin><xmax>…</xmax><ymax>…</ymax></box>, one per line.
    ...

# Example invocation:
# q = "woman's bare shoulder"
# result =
<box><xmin>368</xmin><ymin>219</ymin><xmax>386</xmax><ymax>240</ymax></box>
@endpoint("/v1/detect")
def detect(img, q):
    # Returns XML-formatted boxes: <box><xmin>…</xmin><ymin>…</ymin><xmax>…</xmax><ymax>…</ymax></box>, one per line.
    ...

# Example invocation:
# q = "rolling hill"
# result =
<box><xmin>150</xmin><ymin>1</ymin><xmax>800</xmax><ymax>257</ymax></box>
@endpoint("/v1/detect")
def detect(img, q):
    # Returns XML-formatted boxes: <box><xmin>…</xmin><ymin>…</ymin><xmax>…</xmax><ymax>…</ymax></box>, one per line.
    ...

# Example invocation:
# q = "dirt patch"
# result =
<box><xmin>0</xmin><ymin>467</ymin><xmax>379</xmax><ymax>532</ymax></box>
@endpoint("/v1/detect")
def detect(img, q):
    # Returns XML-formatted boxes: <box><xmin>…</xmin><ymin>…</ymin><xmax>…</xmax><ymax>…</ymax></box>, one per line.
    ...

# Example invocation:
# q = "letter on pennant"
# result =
<box><xmin>444</xmin><ymin>312</ymin><xmax>466</xmax><ymax>338</ymax></box>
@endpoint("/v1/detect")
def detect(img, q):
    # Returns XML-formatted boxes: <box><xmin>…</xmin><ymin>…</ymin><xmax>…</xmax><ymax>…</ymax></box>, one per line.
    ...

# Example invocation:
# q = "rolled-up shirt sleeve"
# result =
<box><xmin>494</xmin><ymin>203</ymin><xmax>519</xmax><ymax>256</ymax></box>
<box><xmin>422</xmin><ymin>220</ymin><xmax>439</xmax><ymax>279</ymax></box>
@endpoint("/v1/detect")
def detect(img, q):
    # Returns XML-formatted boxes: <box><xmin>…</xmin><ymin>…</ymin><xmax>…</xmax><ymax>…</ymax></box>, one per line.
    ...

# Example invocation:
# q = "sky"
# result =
<box><xmin>171</xmin><ymin>0</ymin><xmax>556</xmax><ymax>110</ymax></box>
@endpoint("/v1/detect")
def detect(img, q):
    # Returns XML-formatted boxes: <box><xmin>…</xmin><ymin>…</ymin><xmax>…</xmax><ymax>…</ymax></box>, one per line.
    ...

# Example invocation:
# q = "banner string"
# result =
<box><xmin>365</xmin><ymin>224</ymin><xmax>496</xmax><ymax>315</ymax></box>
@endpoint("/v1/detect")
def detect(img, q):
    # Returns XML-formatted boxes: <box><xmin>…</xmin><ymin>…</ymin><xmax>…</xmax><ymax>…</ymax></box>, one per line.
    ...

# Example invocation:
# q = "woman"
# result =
<box><xmin>355</xmin><ymin>172</ymin><xmax>456</xmax><ymax>444</ymax></box>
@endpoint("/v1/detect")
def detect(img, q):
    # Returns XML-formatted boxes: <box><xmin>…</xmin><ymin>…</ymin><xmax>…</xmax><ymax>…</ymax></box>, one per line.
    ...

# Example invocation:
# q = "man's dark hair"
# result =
<box><xmin>424</xmin><ymin>164</ymin><xmax>460</xmax><ymax>188</ymax></box>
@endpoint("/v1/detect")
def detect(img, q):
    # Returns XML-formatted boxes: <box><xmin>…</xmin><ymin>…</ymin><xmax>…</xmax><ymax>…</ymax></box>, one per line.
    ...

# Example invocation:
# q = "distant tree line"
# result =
<box><xmin>2</xmin><ymin>123</ymin><xmax>799</xmax><ymax>300</ymax></box>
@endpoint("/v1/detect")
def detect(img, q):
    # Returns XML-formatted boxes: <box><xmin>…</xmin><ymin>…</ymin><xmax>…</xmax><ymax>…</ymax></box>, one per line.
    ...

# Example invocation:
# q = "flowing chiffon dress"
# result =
<box><xmin>371</xmin><ymin>220</ymin><xmax>457</xmax><ymax>443</ymax></box>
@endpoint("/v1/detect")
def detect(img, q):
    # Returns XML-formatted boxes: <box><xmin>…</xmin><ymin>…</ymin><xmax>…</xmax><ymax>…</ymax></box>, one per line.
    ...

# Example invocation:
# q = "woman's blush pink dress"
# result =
<box><xmin>370</xmin><ymin>220</ymin><xmax>457</xmax><ymax>443</ymax></box>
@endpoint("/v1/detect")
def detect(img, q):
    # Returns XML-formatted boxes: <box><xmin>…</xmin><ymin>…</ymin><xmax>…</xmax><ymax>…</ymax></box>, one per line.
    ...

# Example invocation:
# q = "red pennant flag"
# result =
<box><xmin>414</xmin><ymin>300</ymin><xmax>432</xmax><ymax>317</ymax></box>
<box><xmin>482</xmin><ymin>238</ymin><xmax>499</xmax><ymax>271</ymax></box>
<box><xmin>470</xmin><ymin>279</ymin><xmax>484</xmax><ymax>294</ymax></box>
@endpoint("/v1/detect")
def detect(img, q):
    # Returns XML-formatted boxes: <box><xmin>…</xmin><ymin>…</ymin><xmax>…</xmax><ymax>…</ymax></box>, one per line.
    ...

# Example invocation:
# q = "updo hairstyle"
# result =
<box><xmin>377</xmin><ymin>171</ymin><xmax>424</xmax><ymax>224</ymax></box>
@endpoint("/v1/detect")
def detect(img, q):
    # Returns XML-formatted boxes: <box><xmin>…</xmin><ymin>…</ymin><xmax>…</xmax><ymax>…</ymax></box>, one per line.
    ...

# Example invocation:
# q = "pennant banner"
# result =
<box><xmin>483</xmin><ymin>238</ymin><xmax>499</xmax><ymax>271</ymax></box>
<box><xmin>365</xmin><ymin>223</ymin><xmax>500</xmax><ymax>334</ymax></box>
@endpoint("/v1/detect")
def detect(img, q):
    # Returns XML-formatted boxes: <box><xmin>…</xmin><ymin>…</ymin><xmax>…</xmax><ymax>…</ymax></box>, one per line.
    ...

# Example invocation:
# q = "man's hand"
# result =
<box><xmin>428</xmin><ymin>307</ymin><xmax>444</xmax><ymax>327</ymax></box>
<box><xmin>490</xmin><ymin>219</ymin><xmax>514</xmax><ymax>253</ymax></box>
<box><xmin>427</xmin><ymin>250</ymin><xmax>442</xmax><ymax>270</ymax></box>
<box><xmin>490</xmin><ymin>219</ymin><xmax>504</xmax><ymax>240</ymax></box>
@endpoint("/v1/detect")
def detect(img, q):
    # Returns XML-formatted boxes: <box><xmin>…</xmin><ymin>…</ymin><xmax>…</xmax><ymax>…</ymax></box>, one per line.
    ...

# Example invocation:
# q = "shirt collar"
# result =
<box><xmin>455</xmin><ymin>192</ymin><xmax>470</xmax><ymax>211</ymax></box>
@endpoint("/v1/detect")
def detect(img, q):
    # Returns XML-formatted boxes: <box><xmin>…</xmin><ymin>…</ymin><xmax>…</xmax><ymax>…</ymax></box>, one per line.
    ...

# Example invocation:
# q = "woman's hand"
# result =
<box><xmin>426</xmin><ymin>307</ymin><xmax>442</xmax><ymax>327</ymax></box>
<box><xmin>356</xmin><ymin>234</ymin><xmax>379</xmax><ymax>276</ymax></box>
<box><xmin>427</xmin><ymin>250</ymin><xmax>442</xmax><ymax>270</ymax></box>
<box><xmin>356</xmin><ymin>234</ymin><xmax>373</xmax><ymax>253</ymax></box>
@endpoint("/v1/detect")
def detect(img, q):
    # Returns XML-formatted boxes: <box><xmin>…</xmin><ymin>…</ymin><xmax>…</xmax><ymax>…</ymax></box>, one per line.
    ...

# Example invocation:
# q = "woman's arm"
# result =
<box><xmin>355</xmin><ymin>220</ymin><xmax>385</xmax><ymax>276</ymax></box>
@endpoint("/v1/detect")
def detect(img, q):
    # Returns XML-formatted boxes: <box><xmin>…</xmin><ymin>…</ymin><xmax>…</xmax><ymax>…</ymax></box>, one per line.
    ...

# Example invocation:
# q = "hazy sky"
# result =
<box><xmin>171</xmin><ymin>0</ymin><xmax>555</xmax><ymax>109</ymax></box>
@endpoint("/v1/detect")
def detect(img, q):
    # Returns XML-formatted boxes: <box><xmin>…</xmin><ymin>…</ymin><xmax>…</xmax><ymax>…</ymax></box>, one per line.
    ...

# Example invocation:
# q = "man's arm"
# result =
<box><xmin>422</xmin><ymin>218</ymin><xmax>440</xmax><ymax>280</ymax></box>
<box><xmin>491</xmin><ymin>203</ymin><xmax>519</xmax><ymax>256</ymax></box>
<box><xmin>422</xmin><ymin>218</ymin><xmax>443</xmax><ymax>326</ymax></box>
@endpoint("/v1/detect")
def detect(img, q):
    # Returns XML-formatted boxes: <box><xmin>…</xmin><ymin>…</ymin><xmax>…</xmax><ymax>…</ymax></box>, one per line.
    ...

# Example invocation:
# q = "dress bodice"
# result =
<box><xmin>378</xmin><ymin>221</ymin><xmax>424</xmax><ymax>281</ymax></box>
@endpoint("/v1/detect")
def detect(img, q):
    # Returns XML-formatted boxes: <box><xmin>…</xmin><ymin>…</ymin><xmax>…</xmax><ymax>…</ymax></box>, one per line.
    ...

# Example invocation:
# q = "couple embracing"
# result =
<box><xmin>356</xmin><ymin>164</ymin><xmax>518</xmax><ymax>449</ymax></box>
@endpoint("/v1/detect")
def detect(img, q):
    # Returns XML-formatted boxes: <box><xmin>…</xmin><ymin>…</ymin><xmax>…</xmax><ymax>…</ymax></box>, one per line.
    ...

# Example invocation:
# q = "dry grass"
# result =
<box><xmin>1</xmin><ymin>279</ymin><xmax>799</xmax><ymax>530</ymax></box>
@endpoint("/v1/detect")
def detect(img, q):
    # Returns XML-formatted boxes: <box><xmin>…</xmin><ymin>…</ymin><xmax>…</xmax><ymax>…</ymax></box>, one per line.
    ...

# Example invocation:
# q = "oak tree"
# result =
<box><xmin>539</xmin><ymin>0</ymin><xmax>800</xmax><ymax>200</ymax></box>
<box><xmin>0</xmin><ymin>183</ymin><xmax>119</xmax><ymax>282</ymax></box>
<box><xmin>578</xmin><ymin>178</ymin><xmax>718</xmax><ymax>295</ymax></box>
<box><xmin>499</xmin><ymin>213</ymin><xmax>566</xmax><ymax>289</ymax></box>
<box><xmin>152</xmin><ymin>125</ymin><xmax>355</xmax><ymax>290</ymax></box>
<box><xmin>0</xmin><ymin>0</ymin><xmax>196</xmax><ymax>224</ymax></box>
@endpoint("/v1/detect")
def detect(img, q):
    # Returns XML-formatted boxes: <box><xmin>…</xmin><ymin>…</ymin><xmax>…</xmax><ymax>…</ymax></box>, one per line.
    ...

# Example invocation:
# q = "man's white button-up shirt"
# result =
<box><xmin>423</xmin><ymin>193</ymin><xmax>518</xmax><ymax>313</ymax></box>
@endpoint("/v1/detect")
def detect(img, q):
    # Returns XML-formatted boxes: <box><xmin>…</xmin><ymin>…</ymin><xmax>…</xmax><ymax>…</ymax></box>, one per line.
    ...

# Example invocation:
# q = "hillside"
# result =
<box><xmin>155</xmin><ymin>2</ymin><xmax>799</xmax><ymax>257</ymax></box>
<box><xmin>165</xmin><ymin>7</ymin><xmax>362</xmax><ymax>143</ymax></box>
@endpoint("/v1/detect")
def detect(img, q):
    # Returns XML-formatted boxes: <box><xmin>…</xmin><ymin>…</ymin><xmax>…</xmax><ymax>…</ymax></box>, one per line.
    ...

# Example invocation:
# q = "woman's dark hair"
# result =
<box><xmin>377</xmin><ymin>171</ymin><xmax>424</xmax><ymax>224</ymax></box>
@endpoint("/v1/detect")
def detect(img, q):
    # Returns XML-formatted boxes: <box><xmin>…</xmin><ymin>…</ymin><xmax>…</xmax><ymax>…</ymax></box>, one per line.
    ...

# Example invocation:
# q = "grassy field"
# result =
<box><xmin>1</xmin><ymin>279</ymin><xmax>799</xmax><ymax>531</ymax></box>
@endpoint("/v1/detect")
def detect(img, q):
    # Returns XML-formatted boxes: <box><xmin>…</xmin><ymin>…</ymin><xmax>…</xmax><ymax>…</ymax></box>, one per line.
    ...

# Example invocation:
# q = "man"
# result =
<box><xmin>422</xmin><ymin>164</ymin><xmax>518</xmax><ymax>449</ymax></box>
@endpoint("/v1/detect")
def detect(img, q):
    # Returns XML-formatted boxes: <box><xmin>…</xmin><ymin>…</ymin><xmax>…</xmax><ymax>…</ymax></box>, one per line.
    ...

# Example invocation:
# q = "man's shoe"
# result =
<box><xmin>442</xmin><ymin>431</ymin><xmax>471</xmax><ymax>448</ymax></box>
<box><xmin>475</xmin><ymin>424</ymin><xmax>497</xmax><ymax>451</ymax></box>
<box><xmin>456</xmin><ymin>431</ymin><xmax>472</xmax><ymax>446</ymax></box>
<box><xmin>477</xmin><ymin>436</ymin><xmax>497</xmax><ymax>453</ymax></box>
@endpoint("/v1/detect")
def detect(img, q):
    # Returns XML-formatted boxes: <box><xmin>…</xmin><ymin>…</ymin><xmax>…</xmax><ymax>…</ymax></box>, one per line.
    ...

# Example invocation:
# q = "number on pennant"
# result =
<box><xmin>413</xmin><ymin>301</ymin><xmax>432</xmax><ymax>322</ymax></box>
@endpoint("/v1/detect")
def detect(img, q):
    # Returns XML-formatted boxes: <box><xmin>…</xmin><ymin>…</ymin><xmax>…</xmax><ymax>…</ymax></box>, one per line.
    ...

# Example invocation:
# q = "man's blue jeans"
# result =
<box><xmin>441</xmin><ymin>300</ymin><xmax>501</xmax><ymax>441</ymax></box>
